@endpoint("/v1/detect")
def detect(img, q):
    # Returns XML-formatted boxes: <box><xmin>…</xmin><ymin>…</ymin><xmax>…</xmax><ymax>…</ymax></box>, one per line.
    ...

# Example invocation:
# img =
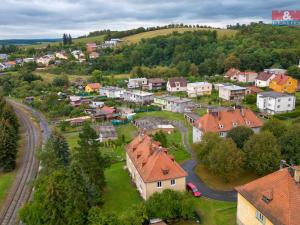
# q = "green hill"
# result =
<box><xmin>122</xmin><ymin>28</ymin><xmax>237</xmax><ymax>44</ymax></box>
<box><xmin>23</xmin><ymin>34</ymin><xmax>105</xmax><ymax>49</ymax></box>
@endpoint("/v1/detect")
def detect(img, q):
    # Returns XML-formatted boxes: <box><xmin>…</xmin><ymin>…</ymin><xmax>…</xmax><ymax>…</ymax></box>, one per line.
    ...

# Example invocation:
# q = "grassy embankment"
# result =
<box><xmin>122</xmin><ymin>28</ymin><xmax>237</xmax><ymax>44</ymax></box>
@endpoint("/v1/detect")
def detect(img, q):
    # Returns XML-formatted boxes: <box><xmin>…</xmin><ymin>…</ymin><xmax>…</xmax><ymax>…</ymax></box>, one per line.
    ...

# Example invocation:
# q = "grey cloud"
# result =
<box><xmin>0</xmin><ymin>0</ymin><xmax>299</xmax><ymax>39</ymax></box>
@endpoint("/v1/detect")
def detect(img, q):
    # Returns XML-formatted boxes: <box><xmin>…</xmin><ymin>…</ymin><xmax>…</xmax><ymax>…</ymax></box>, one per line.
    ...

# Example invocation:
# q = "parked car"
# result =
<box><xmin>186</xmin><ymin>182</ymin><xmax>201</xmax><ymax>197</ymax></box>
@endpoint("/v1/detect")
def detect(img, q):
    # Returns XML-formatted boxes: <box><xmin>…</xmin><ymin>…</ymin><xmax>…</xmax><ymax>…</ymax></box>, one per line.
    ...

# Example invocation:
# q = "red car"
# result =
<box><xmin>186</xmin><ymin>182</ymin><xmax>201</xmax><ymax>197</ymax></box>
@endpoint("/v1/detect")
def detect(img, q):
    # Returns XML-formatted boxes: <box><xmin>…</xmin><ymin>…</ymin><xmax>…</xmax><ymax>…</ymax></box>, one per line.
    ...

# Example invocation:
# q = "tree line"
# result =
<box><xmin>88</xmin><ymin>23</ymin><xmax>300</xmax><ymax>76</ymax></box>
<box><xmin>21</xmin><ymin>124</ymin><xmax>196</xmax><ymax>225</ymax></box>
<box><xmin>0</xmin><ymin>97</ymin><xmax>19</xmax><ymax>172</ymax></box>
<box><xmin>194</xmin><ymin>118</ymin><xmax>300</xmax><ymax>182</ymax></box>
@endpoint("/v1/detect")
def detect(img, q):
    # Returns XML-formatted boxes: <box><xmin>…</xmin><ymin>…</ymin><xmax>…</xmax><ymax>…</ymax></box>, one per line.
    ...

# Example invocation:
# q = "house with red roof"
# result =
<box><xmin>269</xmin><ymin>74</ymin><xmax>298</xmax><ymax>94</ymax></box>
<box><xmin>237</xmin><ymin>71</ymin><xmax>258</xmax><ymax>83</ymax></box>
<box><xmin>235</xmin><ymin>165</ymin><xmax>300</xmax><ymax>225</ymax></box>
<box><xmin>85</xmin><ymin>83</ymin><xmax>101</xmax><ymax>93</ymax></box>
<box><xmin>167</xmin><ymin>77</ymin><xmax>187</xmax><ymax>92</ymax></box>
<box><xmin>193</xmin><ymin>107</ymin><xmax>262</xmax><ymax>143</ymax></box>
<box><xmin>255</xmin><ymin>72</ymin><xmax>276</xmax><ymax>87</ymax></box>
<box><xmin>224</xmin><ymin>68</ymin><xmax>240</xmax><ymax>80</ymax></box>
<box><xmin>126</xmin><ymin>134</ymin><xmax>187</xmax><ymax>200</ymax></box>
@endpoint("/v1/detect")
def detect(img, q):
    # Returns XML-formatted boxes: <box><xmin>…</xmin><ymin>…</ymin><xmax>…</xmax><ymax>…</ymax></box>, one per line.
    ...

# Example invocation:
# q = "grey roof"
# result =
<box><xmin>220</xmin><ymin>85</ymin><xmax>246</xmax><ymax>91</ymax></box>
<box><xmin>184</xmin><ymin>112</ymin><xmax>200</xmax><ymax>121</ymax></box>
<box><xmin>98</xmin><ymin>125</ymin><xmax>117</xmax><ymax>138</ymax></box>
<box><xmin>155</xmin><ymin>95</ymin><xmax>192</xmax><ymax>103</ymax></box>
<box><xmin>259</xmin><ymin>91</ymin><xmax>293</xmax><ymax>98</ymax></box>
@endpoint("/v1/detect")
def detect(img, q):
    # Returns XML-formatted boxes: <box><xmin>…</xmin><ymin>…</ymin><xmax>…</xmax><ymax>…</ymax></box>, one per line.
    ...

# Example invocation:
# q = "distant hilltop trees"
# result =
<box><xmin>79</xmin><ymin>23</ymin><xmax>219</xmax><ymax>41</ymax></box>
<box><xmin>62</xmin><ymin>33</ymin><xmax>72</xmax><ymax>45</ymax></box>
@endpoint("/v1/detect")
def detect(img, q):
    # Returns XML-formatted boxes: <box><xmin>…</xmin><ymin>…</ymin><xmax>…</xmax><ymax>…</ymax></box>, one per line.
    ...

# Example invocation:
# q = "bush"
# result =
<box><xmin>145</xmin><ymin>189</ymin><xmax>195</xmax><ymax>222</ymax></box>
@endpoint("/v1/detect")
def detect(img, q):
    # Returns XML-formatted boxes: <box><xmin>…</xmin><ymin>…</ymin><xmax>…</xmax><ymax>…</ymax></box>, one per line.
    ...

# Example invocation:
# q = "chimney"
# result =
<box><xmin>294</xmin><ymin>167</ymin><xmax>300</xmax><ymax>183</ymax></box>
<box><xmin>280</xmin><ymin>160</ymin><xmax>287</xmax><ymax>169</ymax></box>
<box><xmin>241</xmin><ymin>108</ymin><xmax>245</xmax><ymax>117</ymax></box>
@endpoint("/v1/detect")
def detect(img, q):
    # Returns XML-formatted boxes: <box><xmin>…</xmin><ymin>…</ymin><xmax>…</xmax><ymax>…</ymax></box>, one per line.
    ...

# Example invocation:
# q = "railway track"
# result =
<box><xmin>0</xmin><ymin>101</ymin><xmax>50</xmax><ymax>225</ymax></box>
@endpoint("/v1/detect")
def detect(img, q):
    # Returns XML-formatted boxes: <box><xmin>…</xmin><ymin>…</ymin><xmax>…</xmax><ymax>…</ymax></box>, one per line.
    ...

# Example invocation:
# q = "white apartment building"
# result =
<box><xmin>218</xmin><ymin>85</ymin><xmax>246</xmax><ymax>101</ymax></box>
<box><xmin>187</xmin><ymin>82</ymin><xmax>212</xmax><ymax>97</ymax></box>
<box><xmin>123</xmin><ymin>90</ymin><xmax>154</xmax><ymax>104</ymax></box>
<box><xmin>127</xmin><ymin>78</ymin><xmax>148</xmax><ymax>89</ymax></box>
<box><xmin>99</xmin><ymin>86</ymin><xmax>125</xmax><ymax>99</ymax></box>
<box><xmin>257</xmin><ymin>91</ymin><xmax>296</xmax><ymax>115</ymax></box>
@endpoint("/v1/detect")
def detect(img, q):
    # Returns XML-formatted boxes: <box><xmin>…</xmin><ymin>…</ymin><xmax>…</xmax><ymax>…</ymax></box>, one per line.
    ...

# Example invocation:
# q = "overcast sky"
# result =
<box><xmin>0</xmin><ymin>0</ymin><xmax>299</xmax><ymax>39</ymax></box>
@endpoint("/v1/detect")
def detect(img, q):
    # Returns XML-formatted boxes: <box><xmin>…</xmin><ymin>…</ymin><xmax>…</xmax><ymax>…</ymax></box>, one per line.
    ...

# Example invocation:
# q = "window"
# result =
<box><xmin>288</xmin><ymin>104</ymin><xmax>291</xmax><ymax>107</ymax></box>
<box><xmin>157</xmin><ymin>181</ymin><xmax>162</xmax><ymax>188</ymax></box>
<box><xmin>256</xmin><ymin>210</ymin><xmax>266</xmax><ymax>224</ymax></box>
<box><xmin>219</xmin><ymin>132</ymin><xmax>225</xmax><ymax>137</ymax></box>
<box><xmin>277</xmin><ymin>105</ymin><xmax>280</xmax><ymax>108</ymax></box>
<box><xmin>278</xmin><ymin>99</ymin><xmax>281</xmax><ymax>102</ymax></box>
<box><xmin>171</xmin><ymin>179</ymin><xmax>176</xmax><ymax>186</ymax></box>
<box><xmin>288</xmin><ymin>98</ymin><xmax>291</xmax><ymax>101</ymax></box>
<box><xmin>219</xmin><ymin>124</ymin><xmax>224</xmax><ymax>129</ymax></box>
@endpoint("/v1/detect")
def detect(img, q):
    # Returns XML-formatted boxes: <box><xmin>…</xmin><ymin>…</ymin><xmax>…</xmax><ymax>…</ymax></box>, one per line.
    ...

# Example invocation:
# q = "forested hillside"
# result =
<box><xmin>89</xmin><ymin>24</ymin><xmax>300</xmax><ymax>77</ymax></box>
<box><xmin>0</xmin><ymin>98</ymin><xmax>19</xmax><ymax>172</ymax></box>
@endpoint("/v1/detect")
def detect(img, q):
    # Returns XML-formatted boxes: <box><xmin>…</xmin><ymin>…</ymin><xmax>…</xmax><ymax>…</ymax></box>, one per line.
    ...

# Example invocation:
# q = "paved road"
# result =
<box><xmin>171</xmin><ymin>120</ymin><xmax>237</xmax><ymax>202</ymax></box>
<box><xmin>0</xmin><ymin>100</ymin><xmax>50</xmax><ymax>225</ymax></box>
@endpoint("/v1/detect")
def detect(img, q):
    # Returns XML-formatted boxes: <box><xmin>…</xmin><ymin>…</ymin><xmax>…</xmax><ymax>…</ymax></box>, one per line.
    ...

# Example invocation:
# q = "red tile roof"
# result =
<box><xmin>236</xmin><ymin>166</ymin><xmax>300</xmax><ymax>225</ymax></box>
<box><xmin>272</xmin><ymin>74</ymin><xmax>291</xmax><ymax>85</ymax></box>
<box><xmin>101</xmin><ymin>106</ymin><xmax>115</xmax><ymax>114</ymax></box>
<box><xmin>256</xmin><ymin>72</ymin><xmax>274</xmax><ymax>81</ymax></box>
<box><xmin>194</xmin><ymin>108</ymin><xmax>262</xmax><ymax>132</ymax></box>
<box><xmin>126</xmin><ymin>135</ymin><xmax>187</xmax><ymax>183</ymax></box>
<box><xmin>86</xmin><ymin>83</ymin><xmax>101</xmax><ymax>90</ymax></box>
<box><xmin>225</xmin><ymin>68</ymin><xmax>240</xmax><ymax>78</ymax></box>
<box><xmin>168</xmin><ymin>77</ymin><xmax>187</xmax><ymax>88</ymax></box>
<box><xmin>247</xmin><ymin>86</ymin><xmax>263</xmax><ymax>94</ymax></box>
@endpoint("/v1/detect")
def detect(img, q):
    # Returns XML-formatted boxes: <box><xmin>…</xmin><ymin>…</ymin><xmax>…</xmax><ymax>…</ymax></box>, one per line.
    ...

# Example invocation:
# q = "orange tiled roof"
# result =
<box><xmin>126</xmin><ymin>135</ymin><xmax>187</xmax><ymax>183</ymax></box>
<box><xmin>236</xmin><ymin>166</ymin><xmax>300</xmax><ymax>225</ymax></box>
<box><xmin>272</xmin><ymin>74</ymin><xmax>290</xmax><ymax>85</ymax></box>
<box><xmin>86</xmin><ymin>83</ymin><xmax>101</xmax><ymax>89</ymax></box>
<box><xmin>194</xmin><ymin>108</ymin><xmax>262</xmax><ymax>132</ymax></box>
<box><xmin>225</xmin><ymin>68</ymin><xmax>240</xmax><ymax>77</ymax></box>
<box><xmin>101</xmin><ymin>105</ymin><xmax>115</xmax><ymax>114</ymax></box>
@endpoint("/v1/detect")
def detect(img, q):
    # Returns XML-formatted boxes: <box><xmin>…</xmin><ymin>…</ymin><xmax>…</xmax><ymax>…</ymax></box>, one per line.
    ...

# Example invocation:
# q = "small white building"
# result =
<box><xmin>264</xmin><ymin>68</ymin><xmax>287</xmax><ymax>75</ymax></box>
<box><xmin>71</xmin><ymin>50</ymin><xmax>85</xmax><ymax>60</ymax></box>
<box><xmin>36</xmin><ymin>55</ymin><xmax>55</xmax><ymax>66</ymax></box>
<box><xmin>167</xmin><ymin>77</ymin><xmax>187</xmax><ymax>92</ymax></box>
<box><xmin>23</xmin><ymin>58</ymin><xmax>35</xmax><ymax>63</ymax></box>
<box><xmin>237</xmin><ymin>72</ymin><xmax>258</xmax><ymax>83</ymax></box>
<box><xmin>55</xmin><ymin>52</ymin><xmax>68</xmax><ymax>60</ymax></box>
<box><xmin>154</xmin><ymin>95</ymin><xmax>194</xmax><ymax>113</ymax></box>
<box><xmin>90</xmin><ymin>101</ymin><xmax>105</xmax><ymax>108</ymax></box>
<box><xmin>255</xmin><ymin>72</ymin><xmax>276</xmax><ymax>87</ymax></box>
<box><xmin>123</xmin><ymin>90</ymin><xmax>154</xmax><ymax>104</ymax></box>
<box><xmin>219</xmin><ymin>85</ymin><xmax>246</xmax><ymax>101</ymax></box>
<box><xmin>187</xmin><ymin>82</ymin><xmax>212</xmax><ymax>97</ymax></box>
<box><xmin>127</xmin><ymin>78</ymin><xmax>148</xmax><ymax>89</ymax></box>
<box><xmin>99</xmin><ymin>86</ymin><xmax>125</xmax><ymax>98</ymax></box>
<box><xmin>257</xmin><ymin>91</ymin><xmax>296</xmax><ymax>115</ymax></box>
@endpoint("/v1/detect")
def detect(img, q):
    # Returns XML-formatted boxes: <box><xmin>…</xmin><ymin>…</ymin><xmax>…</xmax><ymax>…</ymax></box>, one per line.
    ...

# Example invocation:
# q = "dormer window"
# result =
<box><xmin>219</xmin><ymin>124</ymin><xmax>224</xmax><ymax>129</ymax></box>
<box><xmin>246</xmin><ymin>121</ymin><xmax>251</xmax><ymax>126</ymax></box>
<box><xmin>232</xmin><ymin>122</ymin><xmax>238</xmax><ymax>127</ymax></box>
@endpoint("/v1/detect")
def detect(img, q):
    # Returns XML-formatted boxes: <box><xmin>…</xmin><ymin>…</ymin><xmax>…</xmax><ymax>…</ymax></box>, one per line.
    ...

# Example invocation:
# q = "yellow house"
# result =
<box><xmin>269</xmin><ymin>74</ymin><xmax>298</xmax><ymax>93</ymax></box>
<box><xmin>235</xmin><ymin>166</ymin><xmax>300</xmax><ymax>225</ymax></box>
<box><xmin>85</xmin><ymin>83</ymin><xmax>101</xmax><ymax>93</ymax></box>
<box><xmin>126</xmin><ymin>134</ymin><xmax>187</xmax><ymax>200</ymax></box>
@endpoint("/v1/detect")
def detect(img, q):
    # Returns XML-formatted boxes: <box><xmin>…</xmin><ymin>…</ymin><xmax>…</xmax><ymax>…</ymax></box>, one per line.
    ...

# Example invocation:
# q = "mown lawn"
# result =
<box><xmin>134</xmin><ymin>111</ymin><xmax>186</xmax><ymax>122</ymax></box>
<box><xmin>122</xmin><ymin>28</ymin><xmax>237</xmax><ymax>44</ymax></box>
<box><xmin>166</xmin><ymin>129</ymin><xmax>191</xmax><ymax>163</ymax></box>
<box><xmin>103</xmin><ymin>162</ymin><xmax>142</xmax><ymax>213</ymax></box>
<box><xmin>194</xmin><ymin>198</ymin><xmax>236</xmax><ymax>225</ymax></box>
<box><xmin>116</xmin><ymin>123</ymin><xmax>138</xmax><ymax>143</ymax></box>
<box><xmin>195</xmin><ymin>164</ymin><xmax>259</xmax><ymax>191</ymax></box>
